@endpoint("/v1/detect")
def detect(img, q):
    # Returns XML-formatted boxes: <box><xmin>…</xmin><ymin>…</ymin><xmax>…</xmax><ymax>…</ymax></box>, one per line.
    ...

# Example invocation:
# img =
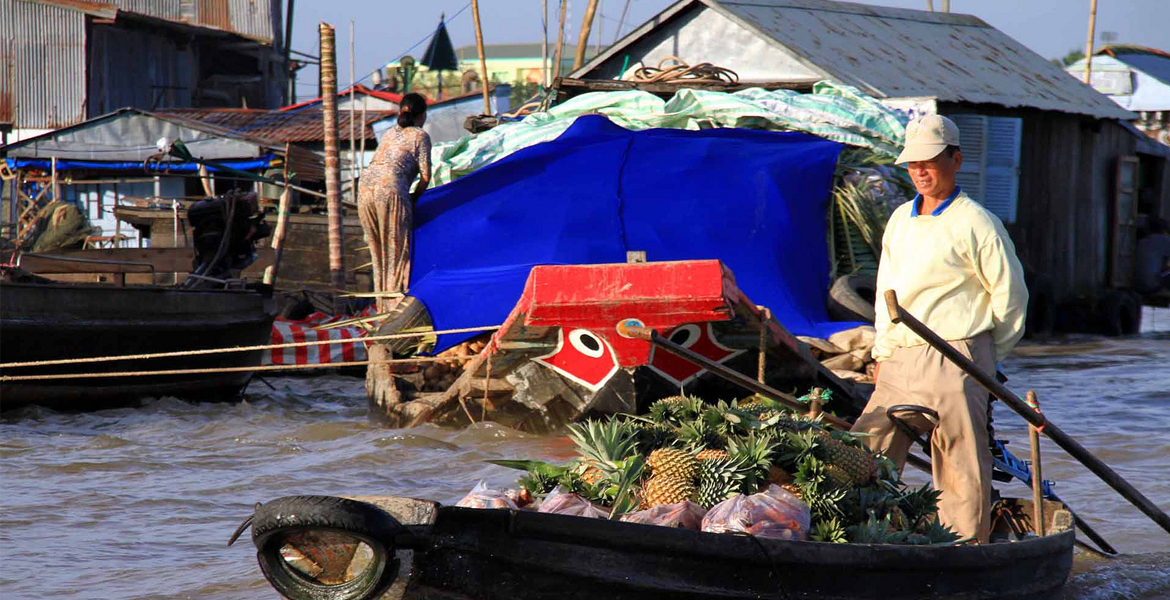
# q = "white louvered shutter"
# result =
<box><xmin>950</xmin><ymin>114</ymin><xmax>987</xmax><ymax>203</ymax></box>
<box><xmin>982</xmin><ymin>117</ymin><xmax>1023</xmax><ymax>223</ymax></box>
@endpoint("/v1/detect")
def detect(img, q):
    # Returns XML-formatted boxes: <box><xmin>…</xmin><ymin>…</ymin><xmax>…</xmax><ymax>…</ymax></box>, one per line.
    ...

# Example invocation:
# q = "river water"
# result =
<box><xmin>2</xmin><ymin>308</ymin><xmax>1168</xmax><ymax>599</ymax></box>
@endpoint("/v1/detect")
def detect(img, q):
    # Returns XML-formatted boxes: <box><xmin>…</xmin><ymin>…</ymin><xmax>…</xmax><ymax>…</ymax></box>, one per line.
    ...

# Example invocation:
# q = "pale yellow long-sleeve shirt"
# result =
<box><xmin>872</xmin><ymin>191</ymin><xmax>1028</xmax><ymax>362</ymax></box>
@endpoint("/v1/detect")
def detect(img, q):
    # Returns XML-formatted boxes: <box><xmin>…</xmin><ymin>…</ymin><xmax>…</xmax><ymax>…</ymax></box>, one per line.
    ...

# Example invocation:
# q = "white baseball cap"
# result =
<box><xmin>896</xmin><ymin>114</ymin><xmax>960</xmax><ymax>164</ymax></box>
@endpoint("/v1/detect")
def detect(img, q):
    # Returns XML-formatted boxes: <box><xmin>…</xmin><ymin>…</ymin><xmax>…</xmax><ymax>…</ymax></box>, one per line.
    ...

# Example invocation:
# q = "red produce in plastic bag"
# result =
<box><xmin>701</xmin><ymin>485</ymin><xmax>810</xmax><ymax>540</ymax></box>
<box><xmin>537</xmin><ymin>488</ymin><xmax>608</xmax><ymax>518</ymax></box>
<box><xmin>620</xmin><ymin>501</ymin><xmax>707</xmax><ymax>530</ymax></box>
<box><xmin>456</xmin><ymin>481</ymin><xmax>519</xmax><ymax>510</ymax></box>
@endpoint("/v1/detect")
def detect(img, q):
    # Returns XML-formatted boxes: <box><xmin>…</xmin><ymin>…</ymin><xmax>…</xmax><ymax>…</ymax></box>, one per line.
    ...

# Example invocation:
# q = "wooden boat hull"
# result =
<box><xmin>0</xmin><ymin>282</ymin><xmax>277</xmax><ymax>410</ymax></box>
<box><xmin>247</xmin><ymin>495</ymin><xmax>1075</xmax><ymax>600</ymax></box>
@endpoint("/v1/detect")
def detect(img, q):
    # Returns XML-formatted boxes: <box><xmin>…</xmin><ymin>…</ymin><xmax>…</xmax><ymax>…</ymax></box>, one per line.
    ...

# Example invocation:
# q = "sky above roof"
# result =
<box><xmin>288</xmin><ymin>0</ymin><xmax>1169</xmax><ymax>102</ymax></box>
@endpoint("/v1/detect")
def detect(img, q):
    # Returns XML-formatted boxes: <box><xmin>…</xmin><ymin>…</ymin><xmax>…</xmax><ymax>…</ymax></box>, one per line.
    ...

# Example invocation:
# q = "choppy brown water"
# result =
<box><xmin>1</xmin><ymin>308</ymin><xmax>1168</xmax><ymax>599</ymax></box>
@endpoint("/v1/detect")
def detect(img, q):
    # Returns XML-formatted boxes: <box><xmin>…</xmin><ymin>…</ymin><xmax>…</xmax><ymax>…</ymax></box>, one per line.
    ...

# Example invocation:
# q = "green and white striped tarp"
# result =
<box><xmin>429</xmin><ymin>81</ymin><xmax>908</xmax><ymax>187</ymax></box>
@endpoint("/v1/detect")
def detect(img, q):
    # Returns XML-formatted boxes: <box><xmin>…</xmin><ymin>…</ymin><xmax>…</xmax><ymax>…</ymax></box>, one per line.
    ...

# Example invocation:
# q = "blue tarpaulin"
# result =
<box><xmin>411</xmin><ymin>116</ymin><xmax>857</xmax><ymax>352</ymax></box>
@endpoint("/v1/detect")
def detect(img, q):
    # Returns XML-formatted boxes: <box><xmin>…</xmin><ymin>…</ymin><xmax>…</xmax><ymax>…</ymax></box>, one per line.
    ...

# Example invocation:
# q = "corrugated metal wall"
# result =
<box><xmin>0</xmin><ymin>0</ymin><xmax>87</xmax><ymax>129</ymax></box>
<box><xmin>107</xmin><ymin>0</ymin><xmax>276</xmax><ymax>43</ymax></box>
<box><xmin>88</xmin><ymin>24</ymin><xmax>197</xmax><ymax>115</ymax></box>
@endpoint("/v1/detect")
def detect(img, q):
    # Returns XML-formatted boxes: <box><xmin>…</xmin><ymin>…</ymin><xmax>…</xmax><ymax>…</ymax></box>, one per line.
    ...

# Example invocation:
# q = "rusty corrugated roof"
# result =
<box><xmin>154</xmin><ymin>107</ymin><xmax>397</xmax><ymax>144</ymax></box>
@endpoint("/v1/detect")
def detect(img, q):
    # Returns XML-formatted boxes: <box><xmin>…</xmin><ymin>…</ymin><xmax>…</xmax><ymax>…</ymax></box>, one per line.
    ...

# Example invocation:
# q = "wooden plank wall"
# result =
<box><xmin>943</xmin><ymin>103</ymin><xmax>1142</xmax><ymax>300</ymax></box>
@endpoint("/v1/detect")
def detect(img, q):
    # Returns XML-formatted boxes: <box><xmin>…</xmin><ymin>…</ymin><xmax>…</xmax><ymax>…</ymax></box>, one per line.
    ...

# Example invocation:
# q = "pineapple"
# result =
<box><xmin>726</xmin><ymin>433</ymin><xmax>776</xmax><ymax>493</ymax></box>
<box><xmin>696</xmin><ymin>448</ymin><xmax>729</xmax><ymax>461</ymax></box>
<box><xmin>678</xmin><ymin>418</ymin><xmax>724</xmax><ymax>452</ymax></box>
<box><xmin>642</xmin><ymin>476</ymin><xmax>697</xmax><ymax>507</ymax></box>
<box><xmin>696</xmin><ymin>455</ymin><xmax>748</xmax><ymax>508</ymax></box>
<box><xmin>818</xmin><ymin>434</ymin><xmax>875</xmax><ymax>487</ymax></box>
<box><xmin>646</xmin><ymin>448</ymin><xmax>699</xmax><ymax>480</ymax></box>
<box><xmin>779</xmin><ymin>482</ymin><xmax>805</xmax><ymax>501</ymax></box>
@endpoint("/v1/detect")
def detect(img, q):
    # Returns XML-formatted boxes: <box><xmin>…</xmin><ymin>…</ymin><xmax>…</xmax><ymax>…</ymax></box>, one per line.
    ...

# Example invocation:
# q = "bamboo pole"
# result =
<box><xmin>320</xmin><ymin>22</ymin><xmax>346</xmax><ymax>291</ymax></box>
<box><xmin>1026</xmin><ymin>391</ymin><xmax>1045</xmax><ymax>537</ymax></box>
<box><xmin>542</xmin><ymin>0</ymin><xmax>549</xmax><ymax>86</ymax></box>
<box><xmin>263</xmin><ymin>144</ymin><xmax>293</xmax><ymax>286</ymax></box>
<box><xmin>883</xmin><ymin>289</ymin><xmax>1170</xmax><ymax>539</ymax></box>
<box><xmin>470</xmin><ymin>0</ymin><xmax>491</xmax><ymax>115</ymax></box>
<box><xmin>50</xmin><ymin>157</ymin><xmax>58</xmax><ymax>202</ymax></box>
<box><xmin>198</xmin><ymin>165</ymin><xmax>214</xmax><ymax>196</ymax></box>
<box><xmin>573</xmin><ymin>0</ymin><xmax>600</xmax><ymax>71</ymax></box>
<box><xmin>1083</xmin><ymin>0</ymin><xmax>1099</xmax><ymax>84</ymax></box>
<box><xmin>349</xmin><ymin>20</ymin><xmax>357</xmax><ymax>207</ymax></box>
<box><xmin>552</xmin><ymin>0</ymin><xmax>568</xmax><ymax>81</ymax></box>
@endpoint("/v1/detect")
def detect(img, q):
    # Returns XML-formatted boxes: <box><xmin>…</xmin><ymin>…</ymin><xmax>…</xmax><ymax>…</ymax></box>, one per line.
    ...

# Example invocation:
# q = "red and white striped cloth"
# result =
<box><xmin>264</xmin><ymin>308</ymin><xmax>376</xmax><ymax>366</ymax></box>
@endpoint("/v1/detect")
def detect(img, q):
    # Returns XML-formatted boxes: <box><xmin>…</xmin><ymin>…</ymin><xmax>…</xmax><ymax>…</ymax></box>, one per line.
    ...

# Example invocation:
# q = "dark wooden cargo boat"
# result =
<box><xmin>236</xmin><ymin>494</ymin><xmax>1076</xmax><ymax>600</ymax></box>
<box><xmin>0</xmin><ymin>278</ymin><xmax>277</xmax><ymax>410</ymax></box>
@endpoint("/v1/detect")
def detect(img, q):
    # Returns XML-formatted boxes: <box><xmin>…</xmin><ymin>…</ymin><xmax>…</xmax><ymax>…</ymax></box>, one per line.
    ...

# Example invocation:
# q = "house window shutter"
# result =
<box><xmin>951</xmin><ymin>114</ymin><xmax>986</xmax><ymax>203</ymax></box>
<box><xmin>947</xmin><ymin>114</ymin><xmax>1022</xmax><ymax>224</ymax></box>
<box><xmin>983</xmin><ymin>117</ymin><xmax>1022</xmax><ymax>223</ymax></box>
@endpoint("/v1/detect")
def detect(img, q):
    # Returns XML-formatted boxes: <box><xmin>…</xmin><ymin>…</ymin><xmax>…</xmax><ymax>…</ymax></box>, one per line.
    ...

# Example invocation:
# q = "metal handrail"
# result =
<box><xmin>16</xmin><ymin>252</ymin><xmax>157</xmax><ymax>279</ymax></box>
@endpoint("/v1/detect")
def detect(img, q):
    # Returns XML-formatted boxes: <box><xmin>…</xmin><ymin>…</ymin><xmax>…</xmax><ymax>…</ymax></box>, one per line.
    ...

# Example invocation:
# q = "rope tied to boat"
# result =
<box><xmin>0</xmin><ymin>325</ymin><xmax>500</xmax><ymax>370</ymax></box>
<box><xmin>0</xmin><ymin>354</ymin><xmax>488</xmax><ymax>382</ymax></box>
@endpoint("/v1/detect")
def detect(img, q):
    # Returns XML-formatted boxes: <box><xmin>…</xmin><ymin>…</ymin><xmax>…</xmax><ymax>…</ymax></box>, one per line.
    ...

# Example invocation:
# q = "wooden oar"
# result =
<box><xmin>884</xmin><ymin>290</ymin><xmax>1170</xmax><ymax>539</ymax></box>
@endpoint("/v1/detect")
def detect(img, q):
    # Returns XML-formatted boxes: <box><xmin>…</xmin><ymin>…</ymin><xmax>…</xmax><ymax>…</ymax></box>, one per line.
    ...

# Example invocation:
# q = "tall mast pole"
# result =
<box><xmin>320</xmin><ymin>22</ymin><xmax>346</xmax><ymax>292</ymax></box>
<box><xmin>1083</xmin><ymin>0</ymin><xmax>1099</xmax><ymax>84</ymax></box>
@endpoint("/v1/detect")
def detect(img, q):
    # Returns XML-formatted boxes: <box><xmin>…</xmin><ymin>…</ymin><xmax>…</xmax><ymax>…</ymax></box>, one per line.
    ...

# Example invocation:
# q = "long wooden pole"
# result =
<box><xmin>320</xmin><ymin>22</ymin><xmax>346</xmax><ymax>292</ymax></box>
<box><xmin>1083</xmin><ymin>0</ymin><xmax>1099</xmax><ymax>84</ymax></box>
<box><xmin>552</xmin><ymin>0</ymin><xmax>568</xmax><ymax>81</ymax></box>
<box><xmin>1026</xmin><ymin>391</ymin><xmax>1046</xmax><ymax>537</ymax></box>
<box><xmin>349</xmin><ymin>21</ymin><xmax>357</xmax><ymax>208</ymax></box>
<box><xmin>541</xmin><ymin>0</ymin><xmax>549</xmax><ymax>86</ymax></box>
<box><xmin>263</xmin><ymin>144</ymin><xmax>293</xmax><ymax>286</ymax></box>
<box><xmin>884</xmin><ymin>290</ymin><xmax>1170</xmax><ymax>538</ymax></box>
<box><xmin>470</xmin><ymin>0</ymin><xmax>491</xmax><ymax>115</ymax></box>
<box><xmin>573</xmin><ymin>0</ymin><xmax>600</xmax><ymax>71</ymax></box>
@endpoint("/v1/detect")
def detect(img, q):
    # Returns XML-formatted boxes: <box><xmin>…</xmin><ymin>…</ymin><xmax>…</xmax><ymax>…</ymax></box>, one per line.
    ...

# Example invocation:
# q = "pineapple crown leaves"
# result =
<box><xmin>677</xmin><ymin>418</ymin><xmax>724</xmax><ymax>451</ymax></box>
<box><xmin>810</xmin><ymin>517</ymin><xmax>848</xmax><ymax>544</ymax></box>
<box><xmin>726</xmin><ymin>432</ymin><xmax>777</xmax><ymax>492</ymax></box>
<box><xmin>779</xmin><ymin>429</ymin><xmax>822</xmax><ymax>467</ymax></box>
<box><xmin>845</xmin><ymin>511</ymin><xmax>909</xmax><ymax>545</ymax></box>
<box><xmin>566</xmin><ymin>418</ymin><xmax>640</xmax><ymax>473</ymax></box>
<box><xmin>898</xmin><ymin>483</ymin><xmax>945</xmax><ymax>529</ymax></box>
<box><xmin>917</xmin><ymin>516</ymin><xmax>964</xmax><ymax>545</ymax></box>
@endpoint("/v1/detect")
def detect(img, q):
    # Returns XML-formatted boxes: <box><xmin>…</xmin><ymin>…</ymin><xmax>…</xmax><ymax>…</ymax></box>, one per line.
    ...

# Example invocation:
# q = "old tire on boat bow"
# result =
<box><xmin>251</xmin><ymin>495</ymin><xmax>404</xmax><ymax>600</ymax></box>
<box><xmin>827</xmin><ymin>273</ymin><xmax>877</xmax><ymax>323</ymax></box>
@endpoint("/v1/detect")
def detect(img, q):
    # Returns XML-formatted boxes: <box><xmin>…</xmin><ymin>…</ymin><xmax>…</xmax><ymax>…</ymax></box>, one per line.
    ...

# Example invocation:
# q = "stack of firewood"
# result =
<box><xmin>420</xmin><ymin>335</ymin><xmax>492</xmax><ymax>392</ymax></box>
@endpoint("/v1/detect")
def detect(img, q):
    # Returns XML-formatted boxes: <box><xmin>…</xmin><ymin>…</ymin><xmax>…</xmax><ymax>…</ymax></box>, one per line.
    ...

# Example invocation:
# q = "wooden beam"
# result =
<box><xmin>19</xmin><ymin>247</ymin><xmax>274</xmax><ymax>275</ymax></box>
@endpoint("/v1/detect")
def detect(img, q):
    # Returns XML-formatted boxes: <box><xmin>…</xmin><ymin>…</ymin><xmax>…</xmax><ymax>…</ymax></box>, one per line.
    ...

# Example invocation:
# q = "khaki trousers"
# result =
<box><xmin>851</xmin><ymin>333</ymin><xmax>995</xmax><ymax>543</ymax></box>
<box><xmin>358</xmin><ymin>195</ymin><xmax>412</xmax><ymax>312</ymax></box>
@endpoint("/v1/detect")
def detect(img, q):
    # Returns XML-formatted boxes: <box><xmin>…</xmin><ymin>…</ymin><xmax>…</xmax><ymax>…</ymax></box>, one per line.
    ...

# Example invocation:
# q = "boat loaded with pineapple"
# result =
<box><xmin>228</xmin><ymin>389</ymin><xmax>1082</xmax><ymax>600</ymax></box>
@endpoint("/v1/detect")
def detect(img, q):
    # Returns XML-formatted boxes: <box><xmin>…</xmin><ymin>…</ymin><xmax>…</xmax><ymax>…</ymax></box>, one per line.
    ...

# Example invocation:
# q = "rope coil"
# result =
<box><xmin>628</xmin><ymin>56</ymin><xmax>739</xmax><ymax>85</ymax></box>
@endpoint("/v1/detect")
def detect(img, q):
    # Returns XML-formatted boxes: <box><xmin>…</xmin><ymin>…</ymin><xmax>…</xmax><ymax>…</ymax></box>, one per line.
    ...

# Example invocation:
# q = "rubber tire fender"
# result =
<box><xmin>251</xmin><ymin>495</ymin><xmax>405</xmax><ymax>600</ymax></box>
<box><xmin>827</xmin><ymin>273</ymin><xmax>877</xmax><ymax>323</ymax></box>
<box><xmin>1097</xmin><ymin>290</ymin><xmax>1141</xmax><ymax>336</ymax></box>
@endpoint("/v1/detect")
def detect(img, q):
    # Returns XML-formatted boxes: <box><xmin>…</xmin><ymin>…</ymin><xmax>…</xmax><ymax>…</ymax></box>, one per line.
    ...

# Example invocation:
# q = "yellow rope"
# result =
<box><xmin>0</xmin><ymin>325</ymin><xmax>500</xmax><ymax>369</ymax></box>
<box><xmin>0</xmin><ymin>354</ymin><xmax>480</xmax><ymax>382</ymax></box>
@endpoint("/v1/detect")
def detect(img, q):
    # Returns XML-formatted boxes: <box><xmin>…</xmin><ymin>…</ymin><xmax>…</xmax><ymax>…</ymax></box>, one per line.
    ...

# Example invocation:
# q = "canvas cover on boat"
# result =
<box><xmin>427</xmin><ymin>82</ymin><xmax>907</xmax><ymax>187</ymax></box>
<box><xmin>411</xmin><ymin>115</ymin><xmax>856</xmax><ymax>352</ymax></box>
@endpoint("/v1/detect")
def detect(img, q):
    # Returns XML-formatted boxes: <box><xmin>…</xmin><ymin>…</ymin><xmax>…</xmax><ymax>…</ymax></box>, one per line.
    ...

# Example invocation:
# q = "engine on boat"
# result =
<box><xmin>186</xmin><ymin>190</ymin><xmax>270</xmax><ymax>285</ymax></box>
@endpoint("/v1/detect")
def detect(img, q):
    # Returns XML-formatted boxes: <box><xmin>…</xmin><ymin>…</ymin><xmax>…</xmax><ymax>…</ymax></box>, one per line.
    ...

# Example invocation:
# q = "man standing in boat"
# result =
<box><xmin>851</xmin><ymin>115</ymin><xmax>1029</xmax><ymax>544</ymax></box>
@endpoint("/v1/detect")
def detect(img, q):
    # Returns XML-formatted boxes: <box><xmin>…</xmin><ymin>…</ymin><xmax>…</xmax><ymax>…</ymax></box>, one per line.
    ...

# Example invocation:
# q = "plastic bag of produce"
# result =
<box><xmin>621</xmin><ymin>501</ymin><xmax>707</xmax><ymax>530</ymax></box>
<box><xmin>537</xmin><ymin>488</ymin><xmax>608</xmax><ymax>518</ymax></box>
<box><xmin>701</xmin><ymin>485</ymin><xmax>810</xmax><ymax>540</ymax></box>
<box><xmin>456</xmin><ymin>480</ymin><xmax>519</xmax><ymax>510</ymax></box>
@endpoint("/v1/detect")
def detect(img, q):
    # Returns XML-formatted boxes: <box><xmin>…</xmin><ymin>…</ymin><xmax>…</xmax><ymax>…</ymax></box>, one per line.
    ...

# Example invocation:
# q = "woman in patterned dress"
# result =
<box><xmin>358</xmin><ymin>93</ymin><xmax>432</xmax><ymax>311</ymax></box>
